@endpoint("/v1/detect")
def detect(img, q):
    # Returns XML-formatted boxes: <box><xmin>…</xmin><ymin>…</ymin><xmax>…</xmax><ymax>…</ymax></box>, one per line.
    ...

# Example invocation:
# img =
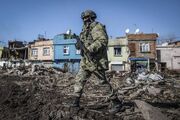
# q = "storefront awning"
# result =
<box><xmin>129</xmin><ymin>58</ymin><xmax>148</xmax><ymax>61</ymax></box>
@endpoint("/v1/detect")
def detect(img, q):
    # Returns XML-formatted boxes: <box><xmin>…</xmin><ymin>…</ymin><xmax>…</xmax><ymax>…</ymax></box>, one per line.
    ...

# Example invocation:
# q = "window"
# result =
<box><xmin>76</xmin><ymin>50</ymin><xmax>81</xmax><ymax>54</ymax></box>
<box><xmin>31</xmin><ymin>48</ymin><xmax>38</xmax><ymax>56</ymax></box>
<box><xmin>63</xmin><ymin>46</ymin><xmax>69</xmax><ymax>55</ymax></box>
<box><xmin>140</xmin><ymin>43</ymin><xmax>150</xmax><ymax>52</ymax></box>
<box><xmin>111</xmin><ymin>64</ymin><xmax>124</xmax><ymax>71</ymax></box>
<box><xmin>114</xmin><ymin>46</ymin><xmax>121</xmax><ymax>56</ymax></box>
<box><xmin>156</xmin><ymin>50</ymin><xmax>161</xmax><ymax>61</ymax></box>
<box><xmin>43</xmin><ymin>47</ymin><xmax>50</xmax><ymax>56</ymax></box>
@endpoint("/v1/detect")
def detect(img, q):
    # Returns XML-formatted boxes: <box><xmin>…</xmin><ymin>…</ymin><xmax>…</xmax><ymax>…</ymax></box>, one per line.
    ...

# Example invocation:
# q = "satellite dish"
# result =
<box><xmin>135</xmin><ymin>28</ymin><xmax>140</xmax><ymax>34</ymax></box>
<box><xmin>125</xmin><ymin>28</ymin><xmax>130</xmax><ymax>34</ymax></box>
<box><xmin>66</xmin><ymin>29</ymin><xmax>71</xmax><ymax>34</ymax></box>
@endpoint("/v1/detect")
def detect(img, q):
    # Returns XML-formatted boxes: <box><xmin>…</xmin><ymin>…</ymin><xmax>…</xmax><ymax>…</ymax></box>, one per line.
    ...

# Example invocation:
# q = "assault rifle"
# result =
<box><xmin>75</xmin><ymin>35</ymin><xmax>94</xmax><ymax>62</ymax></box>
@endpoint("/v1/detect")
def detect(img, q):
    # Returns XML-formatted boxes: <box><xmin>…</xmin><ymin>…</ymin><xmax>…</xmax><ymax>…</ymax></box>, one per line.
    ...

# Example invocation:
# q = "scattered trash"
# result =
<box><xmin>126</xmin><ymin>72</ymin><xmax>164</xmax><ymax>85</ymax></box>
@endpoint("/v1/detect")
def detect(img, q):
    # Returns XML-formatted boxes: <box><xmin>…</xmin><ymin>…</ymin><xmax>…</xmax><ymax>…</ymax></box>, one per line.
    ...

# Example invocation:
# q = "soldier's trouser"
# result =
<box><xmin>73</xmin><ymin>68</ymin><xmax>116</xmax><ymax>100</ymax></box>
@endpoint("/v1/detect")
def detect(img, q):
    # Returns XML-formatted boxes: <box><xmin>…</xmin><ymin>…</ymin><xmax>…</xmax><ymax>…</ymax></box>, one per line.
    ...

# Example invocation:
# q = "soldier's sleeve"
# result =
<box><xmin>87</xmin><ymin>23</ymin><xmax>108</xmax><ymax>53</ymax></box>
<box><xmin>74</xmin><ymin>33</ymin><xmax>81</xmax><ymax>50</ymax></box>
<box><xmin>75</xmin><ymin>41</ymin><xmax>80</xmax><ymax>50</ymax></box>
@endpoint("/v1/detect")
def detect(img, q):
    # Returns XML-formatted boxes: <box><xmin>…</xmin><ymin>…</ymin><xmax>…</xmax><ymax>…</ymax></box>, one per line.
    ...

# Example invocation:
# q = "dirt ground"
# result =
<box><xmin>0</xmin><ymin>68</ymin><xmax>179</xmax><ymax>120</ymax></box>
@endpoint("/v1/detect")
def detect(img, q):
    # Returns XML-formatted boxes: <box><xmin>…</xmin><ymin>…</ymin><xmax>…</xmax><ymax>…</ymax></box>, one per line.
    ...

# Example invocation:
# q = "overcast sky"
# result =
<box><xmin>0</xmin><ymin>0</ymin><xmax>180</xmax><ymax>43</ymax></box>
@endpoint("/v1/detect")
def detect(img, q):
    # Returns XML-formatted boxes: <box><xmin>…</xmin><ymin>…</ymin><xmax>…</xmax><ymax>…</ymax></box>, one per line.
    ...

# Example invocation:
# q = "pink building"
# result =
<box><xmin>29</xmin><ymin>38</ymin><xmax>53</xmax><ymax>67</ymax></box>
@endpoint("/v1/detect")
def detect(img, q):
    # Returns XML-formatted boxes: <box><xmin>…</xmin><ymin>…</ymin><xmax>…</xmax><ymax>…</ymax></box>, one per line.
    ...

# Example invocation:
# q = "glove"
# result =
<box><xmin>75</xmin><ymin>42</ymin><xmax>80</xmax><ymax>50</ymax></box>
<box><xmin>87</xmin><ymin>46</ymin><xmax>94</xmax><ymax>53</ymax></box>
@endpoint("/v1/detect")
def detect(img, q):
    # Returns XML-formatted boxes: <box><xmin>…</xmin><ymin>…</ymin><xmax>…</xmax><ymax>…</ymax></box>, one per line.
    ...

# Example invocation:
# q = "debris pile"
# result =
<box><xmin>0</xmin><ymin>67</ymin><xmax>179</xmax><ymax>120</ymax></box>
<box><xmin>2</xmin><ymin>64</ymin><xmax>64</xmax><ymax>76</ymax></box>
<box><xmin>115</xmin><ymin>72</ymin><xmax>180</xmax><ymax>103</ymax></box>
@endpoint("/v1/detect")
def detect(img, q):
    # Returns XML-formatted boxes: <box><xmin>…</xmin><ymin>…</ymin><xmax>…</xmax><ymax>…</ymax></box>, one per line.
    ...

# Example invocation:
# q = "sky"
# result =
<box><xmin>0</xmin><ymin>0</ymin><xmax>180</xmax><ymax>43</ymax></box>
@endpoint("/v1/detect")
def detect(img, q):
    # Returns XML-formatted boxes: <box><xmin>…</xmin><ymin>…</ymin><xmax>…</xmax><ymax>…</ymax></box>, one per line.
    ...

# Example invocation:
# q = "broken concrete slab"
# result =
<box><xmin>134</xmin><ymin>100</ymin><xmax>169</xmax><ymax>120</ymax></box>
<box><xmin>146</xmin><ymin>86</ymin><xmax>162</xmax><ymax>96</ymax></box>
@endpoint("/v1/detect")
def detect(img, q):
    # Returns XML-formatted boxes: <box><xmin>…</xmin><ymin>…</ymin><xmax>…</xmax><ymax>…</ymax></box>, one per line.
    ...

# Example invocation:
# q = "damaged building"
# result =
<box><xmin>0</xmin><ymin>41</ymin><xmax>6</xmax><ymax>67</ymax></box>
<box><xmin>127</xmin><ymin>33</ymin><xmax>158</xmax><ymax>71</ymax></box>
<box><xmin>8</xmin><ymin>40</ymin><xmax>28</xmax><ymax>60</ymax></box>
<box><xmin>0</xmin><ymin>40</ymin><xmax>28</xmax><ymax>67</ymax></box>
<box><xmin>0</xmin><ymin>41</ymin><xmax>5</xmax><ymax>59</ymax></box>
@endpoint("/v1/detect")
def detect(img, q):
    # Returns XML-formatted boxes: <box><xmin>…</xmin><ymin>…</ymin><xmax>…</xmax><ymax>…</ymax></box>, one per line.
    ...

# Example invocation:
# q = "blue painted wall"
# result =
<box><xmin>53</xmin><ymin>62</ymin><xmax>80</xmax><ymax>74</ymax></box>
<box><xmin>53</xmin><ymin>34</ymin><xmax>81</xmax><ymax>74</ymax></box>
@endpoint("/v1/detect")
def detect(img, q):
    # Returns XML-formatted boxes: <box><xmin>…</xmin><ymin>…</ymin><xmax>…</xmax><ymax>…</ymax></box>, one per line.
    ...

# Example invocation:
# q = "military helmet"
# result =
<box><xmin>81</xmin><ymin>10</ymin><xmax>97</xmax><ymax>19</ymax></box>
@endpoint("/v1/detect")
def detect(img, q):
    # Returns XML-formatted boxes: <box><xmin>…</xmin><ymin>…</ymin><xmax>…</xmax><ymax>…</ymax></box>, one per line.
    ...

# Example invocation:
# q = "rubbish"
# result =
<box><xmin>125</xmin><ymin>72</ymin><xmax>164</xmax><ymax>85</ymax></box>
<box><xmin>148</xmin><ymin>73</ymin><xmax>164</xmax><ymax>81</ymax></box>
<box><xmin>126</xmin><ymin>77</ymin><xmax>133</xmax><ymax>84</ymax></box>
<box><xmin>137</xmin><ymin>72</ymin><xmax>149</xmax><ymax>81</ymax></box>
<box><xmin>146</xmin><ymin>86</ymin><xmax>161</xmax><ymax>96</ymax></box>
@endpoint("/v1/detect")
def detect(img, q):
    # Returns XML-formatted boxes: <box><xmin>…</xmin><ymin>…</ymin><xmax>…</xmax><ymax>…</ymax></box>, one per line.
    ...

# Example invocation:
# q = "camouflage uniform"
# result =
<box><xmin>80</xmin><ymin>22</ymin><xmax>109</xmax><ymax>71</ymax></box>
<box><xmin>72</xmin><ymin>10</ymin><xmax>122</xmax><ymax>113</ymax></box>
<box><xmin>74</xmin><ymin>21</ymin><xmax>113</xmax><ymax>98</ymax></box>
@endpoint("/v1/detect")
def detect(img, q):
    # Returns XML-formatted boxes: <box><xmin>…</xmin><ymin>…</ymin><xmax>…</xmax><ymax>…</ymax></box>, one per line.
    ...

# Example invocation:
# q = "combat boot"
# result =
<box><xmin>70</xmin><ymin>97</ymin><xmax>80</xmax><ymax>107</ymax></box>
<box><xmin>108</xmin><ymin>98</ymin><xmax>123</xmax><ymax>114</ymax></box>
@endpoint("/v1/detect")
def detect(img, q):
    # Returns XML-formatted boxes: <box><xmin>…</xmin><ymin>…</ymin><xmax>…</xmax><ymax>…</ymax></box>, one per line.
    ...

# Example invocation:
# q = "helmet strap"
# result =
<box><xmin>84</xmin><ymin>16</ymin><xmax>94</xmax><ymax>25</ymax></box>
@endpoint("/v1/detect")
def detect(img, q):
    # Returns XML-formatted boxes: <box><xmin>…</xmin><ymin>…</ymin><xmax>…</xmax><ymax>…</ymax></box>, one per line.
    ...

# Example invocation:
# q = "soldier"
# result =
<box><xmin>71</xmin><ymin>10</ymin><xmax>122</xmax><ymax>114</ymax></box>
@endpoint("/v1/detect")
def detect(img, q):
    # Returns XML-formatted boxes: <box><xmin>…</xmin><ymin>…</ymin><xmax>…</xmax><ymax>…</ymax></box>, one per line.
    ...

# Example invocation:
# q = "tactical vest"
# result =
<box><xmin>80</xmin><ymin>22</ymin><xmax>98</xmax><ymax>48</ymax></box>
<box><xmin>79</xmin><ymin>21</ymin><xmax>109</xmax><ymax>71</ymax></box>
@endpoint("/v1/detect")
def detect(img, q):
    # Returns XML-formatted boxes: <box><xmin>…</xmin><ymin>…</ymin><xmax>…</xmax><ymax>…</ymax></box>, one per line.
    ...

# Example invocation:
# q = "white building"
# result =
<box><xmin>157</xmin><ymin>42</ymin><xmax>180</xmax><ymax>71</ymax></box>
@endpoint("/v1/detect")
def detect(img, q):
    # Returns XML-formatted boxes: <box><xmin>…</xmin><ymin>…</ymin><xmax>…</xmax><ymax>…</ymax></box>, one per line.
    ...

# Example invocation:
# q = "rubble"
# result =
<box><xmin>134</xmin><ymin>100</ymin><xmax>169</xmax><ymax>120</ymax></box>
<box><xmin>0</xmin><ymin>66</ymin><xmax>179</xmax><ymax>120</ymax></box>
<box><xmin>2</xmin><ymin>64</ymin><xmax>64</xmax><ymax>76</ymax></box>
<box><xmin>146</xmin><ymin>86</ymin><xmax>161</xmax><ymax>96</ymax></box>
<box><xmin>137</xmin><ymin>72</ymin><xmax>164</xmax><ymax>82</ymax></box>
<box><xmin>122</xmin><ymin>74</ymin><xmax>179</xmax><ymax>104</ymax></box>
